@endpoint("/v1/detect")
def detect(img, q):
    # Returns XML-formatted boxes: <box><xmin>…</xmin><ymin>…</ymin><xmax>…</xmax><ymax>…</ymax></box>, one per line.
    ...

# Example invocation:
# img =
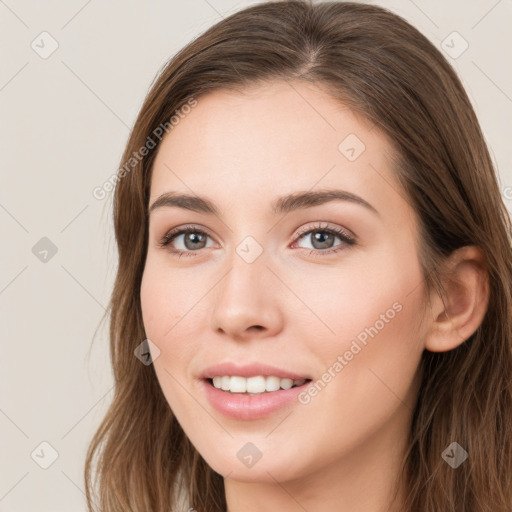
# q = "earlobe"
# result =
<box><xmin>424</xmin><ymin>246</ymin><xmax>489</xmax><ymax>353</ymax></box>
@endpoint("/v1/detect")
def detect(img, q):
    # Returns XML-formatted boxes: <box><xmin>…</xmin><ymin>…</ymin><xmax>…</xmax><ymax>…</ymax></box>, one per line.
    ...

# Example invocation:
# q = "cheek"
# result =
<box><xmin>140</xmin><ymin>267</ymin><xmax>169</xmax><ymax>339</ymax></box>
<box><xmin>140</xmin><ymin>263</ymin><xmax>201</xmax><ymax>415</ymax></box>
<box><xmin>290</xmin><ymin>242</ymin><xmax>426</xmax><ymax>396</ymax></box>
<box><xmin>309</xmin><ymin>267</ymin><xmax>426</xmax><ymax>428</ymax></box>
<box><xmin>292</xmin><ymin>282</ymin><xmax>425</xmax><ymax>470</ymax></box>
<box><xmin>287</xmin><ymin>263</ymin><xmax>419</xmax><ymax>354</ymax></box>
<box><xmin>320</xmin><ymin>238</ymin><xmax>424</xmax><ymax>350</ymax></box>
<box><xmin>140</xmin><ymin>258</ymin><xmax>192</xmax><ymax>339</ymax></box>
<box><xmin>140</xmin><ymin>259</ymin><xmax>208</xmax><ymax>375</ymax></box>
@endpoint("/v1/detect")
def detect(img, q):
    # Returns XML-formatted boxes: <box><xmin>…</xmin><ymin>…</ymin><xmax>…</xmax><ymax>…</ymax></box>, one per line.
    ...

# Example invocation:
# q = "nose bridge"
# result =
<box><xmin>219</xmin><ymin>211</ymin><xmax>271</xmax><ymax>290</ymax></box>
<box><xmin>217</xmin><ymin>239</ymin><xmax>269</xmax><ymax>306</ymax></box>
<box><xmin>211</xmin><ymin>236</ymin><xmax>282</xmax><ymax>337</ymax></box>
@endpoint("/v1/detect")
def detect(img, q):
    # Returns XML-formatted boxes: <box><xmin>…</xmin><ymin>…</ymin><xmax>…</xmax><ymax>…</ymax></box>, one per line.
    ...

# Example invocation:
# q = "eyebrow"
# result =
<box><xmin>148</xmin><ymin>189</ymin><xmax>380</xmax><ymax>217</ymax></box>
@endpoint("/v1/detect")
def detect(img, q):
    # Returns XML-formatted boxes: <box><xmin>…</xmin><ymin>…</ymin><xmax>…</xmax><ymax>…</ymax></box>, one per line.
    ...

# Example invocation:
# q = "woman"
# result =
<box><xmin>84</xmin><ymin>1</ymin><xmax>512</xmax><ymax>511</ymax></box>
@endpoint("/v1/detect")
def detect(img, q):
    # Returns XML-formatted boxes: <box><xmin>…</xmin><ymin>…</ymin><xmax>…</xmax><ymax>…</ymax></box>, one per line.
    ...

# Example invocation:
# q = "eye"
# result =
<box><xmin>157</xmin><ymin>224</ymin><xmax>215</xmax><ymax>258</ymax></box>
<box><xmin>291</xmin><ymin>222</ymin><xmax>356</xmax><ymax>256</ymax></box>
<box><xmin>157</xmin><ymin>222</ymin><xmax>356</xmax><ymax>258</ymax></box>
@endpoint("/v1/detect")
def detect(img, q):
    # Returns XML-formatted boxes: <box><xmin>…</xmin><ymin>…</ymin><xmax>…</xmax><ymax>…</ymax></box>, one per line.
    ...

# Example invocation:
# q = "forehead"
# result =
<box><xmin>149</xmin><ymin>80</ymin><xmax>406</xmax><ymax>219</ymax></box>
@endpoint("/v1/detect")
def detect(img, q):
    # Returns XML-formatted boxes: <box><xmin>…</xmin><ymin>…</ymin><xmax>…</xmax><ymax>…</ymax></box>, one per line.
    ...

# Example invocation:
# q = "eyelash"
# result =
<box><xmin>157</xmin><ymin>222</ymin><xmax>356</xmax><ymax>258</ymax></box>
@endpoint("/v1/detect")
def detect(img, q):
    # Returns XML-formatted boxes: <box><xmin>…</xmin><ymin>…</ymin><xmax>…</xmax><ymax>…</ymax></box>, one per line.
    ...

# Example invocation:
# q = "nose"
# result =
<box><xmin>211</xmin><ymin>253</ymin><xmax>283</xmax><ymax>341</ymax></box>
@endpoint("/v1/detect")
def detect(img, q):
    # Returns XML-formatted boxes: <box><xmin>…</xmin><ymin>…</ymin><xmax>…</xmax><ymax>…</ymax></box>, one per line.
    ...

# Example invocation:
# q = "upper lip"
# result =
<box><xmin>199</xmin><ymin>362</ymin><xmax>312</xmax><ymax>381</ymax></box>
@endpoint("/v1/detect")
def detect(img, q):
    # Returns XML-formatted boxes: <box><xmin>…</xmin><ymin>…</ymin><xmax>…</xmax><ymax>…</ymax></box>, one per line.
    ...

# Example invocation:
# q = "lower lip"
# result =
<box><xmin>200</xmin><ymin>379</ymin><xmax>312</xmax><ymax>420</ymax></box>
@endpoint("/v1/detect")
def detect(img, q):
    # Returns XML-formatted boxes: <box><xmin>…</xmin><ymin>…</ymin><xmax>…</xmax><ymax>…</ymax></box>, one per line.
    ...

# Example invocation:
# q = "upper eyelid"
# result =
<box><xmin>294</xmin><ymin>222</ymin><xmax>354</xmax><ymax>239</ymax></box>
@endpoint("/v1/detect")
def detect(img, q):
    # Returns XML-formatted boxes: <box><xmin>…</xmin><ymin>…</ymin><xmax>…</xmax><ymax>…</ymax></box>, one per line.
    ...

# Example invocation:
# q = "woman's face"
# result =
<box><xmin>140</xmin><ymin>80</ymin><xmax>429</xmax><ymax>487</ymax></box>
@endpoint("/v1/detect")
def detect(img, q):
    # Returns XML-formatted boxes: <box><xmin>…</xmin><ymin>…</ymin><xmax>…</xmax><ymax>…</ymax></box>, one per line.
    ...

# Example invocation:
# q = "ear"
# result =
<box><xmin>424</xmin><ymin>246</ymin><xmax>490</xmax><ymax>352</ymax></box>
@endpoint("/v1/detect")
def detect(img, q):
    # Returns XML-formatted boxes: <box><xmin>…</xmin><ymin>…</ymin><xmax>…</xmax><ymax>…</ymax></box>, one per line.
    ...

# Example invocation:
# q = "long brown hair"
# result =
<box><xmin>84</xmin><ymin>1</ymin><xmax>512</xmax><ymax>510</ymax></box>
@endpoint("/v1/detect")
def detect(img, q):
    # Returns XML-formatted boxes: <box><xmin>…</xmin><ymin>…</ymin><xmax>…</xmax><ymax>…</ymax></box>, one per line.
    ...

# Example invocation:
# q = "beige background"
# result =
<box><xmin>0</xmin><ymin>0</ymin><xmax>511</xmax><ymax>510</ymax></box>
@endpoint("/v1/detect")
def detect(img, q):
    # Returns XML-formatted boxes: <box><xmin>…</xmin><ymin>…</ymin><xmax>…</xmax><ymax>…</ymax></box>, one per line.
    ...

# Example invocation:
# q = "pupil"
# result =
<box><xmin>313</xmin><ymin>231</ymin><xmax>333</xmax><ymax>249</ymax></box>
<box><xmin>186</xmin><ymin>233</ymin><xmax>204</xmax><ymax>249</ymax></box>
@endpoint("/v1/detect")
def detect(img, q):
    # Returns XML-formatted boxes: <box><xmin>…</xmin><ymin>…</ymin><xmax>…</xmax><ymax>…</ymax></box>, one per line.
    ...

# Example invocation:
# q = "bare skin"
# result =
<box><xmin>140</xmin><ymin>80</ymin><xmax>489</xmax><ymax>512</ymax></box>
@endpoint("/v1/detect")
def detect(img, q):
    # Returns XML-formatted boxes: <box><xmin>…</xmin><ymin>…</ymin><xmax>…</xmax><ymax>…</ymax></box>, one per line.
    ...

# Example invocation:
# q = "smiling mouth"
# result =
<box><xmin>205</xmin><ymin>377</ymin><xmax>312</xmax><ymax>395</ymax></box>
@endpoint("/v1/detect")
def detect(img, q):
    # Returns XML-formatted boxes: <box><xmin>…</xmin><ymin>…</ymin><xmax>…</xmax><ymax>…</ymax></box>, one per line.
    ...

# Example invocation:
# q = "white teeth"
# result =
<box><xmin>220</xmin><ymin>376</ymin><xmax>230</xmax><ymax>391</ymax></box>
<box><xmin>211</xmin><ymin>375</ymin><xmax>307</xmax><ymax>394</ymax></box>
